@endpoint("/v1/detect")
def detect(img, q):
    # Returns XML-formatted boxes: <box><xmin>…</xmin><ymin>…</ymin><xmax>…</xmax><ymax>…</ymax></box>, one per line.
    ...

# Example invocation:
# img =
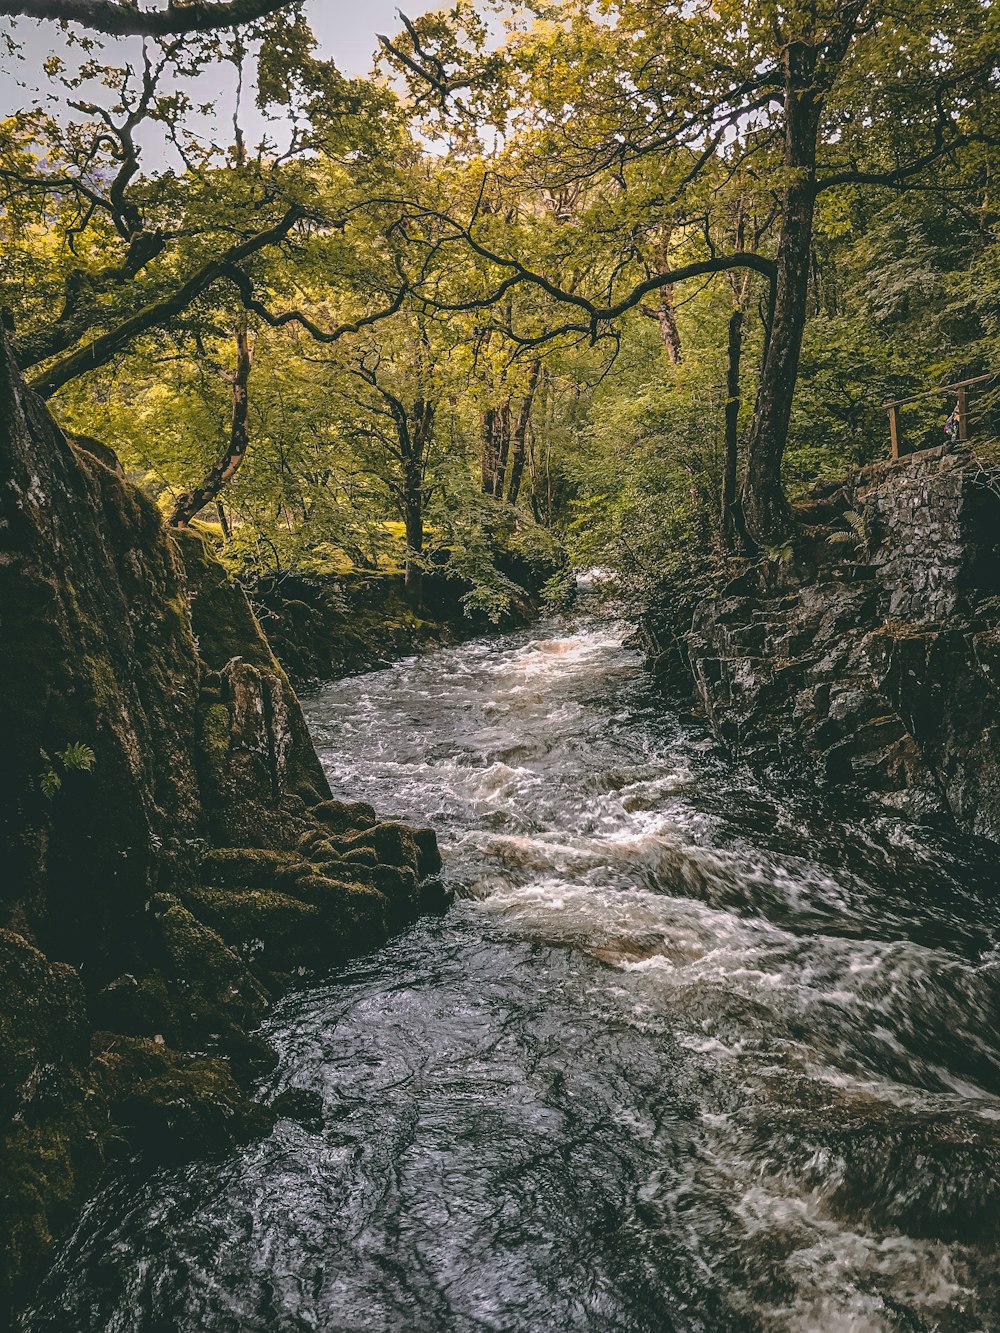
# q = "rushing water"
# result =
<box><xmin>23</xmin><ymin>600</ymin><xmax>1000</xmax><ymax>1332</ymax></box>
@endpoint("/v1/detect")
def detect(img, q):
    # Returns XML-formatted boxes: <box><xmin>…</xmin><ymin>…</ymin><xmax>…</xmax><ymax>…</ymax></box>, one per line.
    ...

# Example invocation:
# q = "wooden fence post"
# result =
<box><xmin>957</xmin><ymin>387</ymin><xmax>969</xmax><ymax>442</ymax></box>
<box><xmin>888</xmin><ymin>405</ymin><xmax>901</xmax><ymax>460</ymax></box>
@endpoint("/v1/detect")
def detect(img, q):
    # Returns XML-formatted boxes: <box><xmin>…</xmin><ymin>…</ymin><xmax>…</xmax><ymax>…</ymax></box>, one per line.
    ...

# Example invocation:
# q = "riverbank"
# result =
<box><xmin>243</xmin><ymin>555</ymin><xmax>550</xmax><ymax>689</ymax></box>
<box><xmin>640</xmin><ymin>444</ymin><xmax>1000</xmax><ymax>843</ymax></box>
<box><xmin>0</xmin><ymin>330</ymin><xmax>442</xmax><ymax>1320</ymax></box>
<box><xmin>22</xmin><ymin>608</ymin><xmax>1000</xmax><ymax>1331</ymax></box>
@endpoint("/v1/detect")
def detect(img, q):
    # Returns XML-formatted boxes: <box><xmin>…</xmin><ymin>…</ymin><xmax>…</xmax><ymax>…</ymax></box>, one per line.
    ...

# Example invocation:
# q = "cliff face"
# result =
<box><xmin>0</xmin><ymin>331</ymin><xmax>440</xmax><ymax>1312</ymax></box>
<box><xmin>645</xmin><ymin>446</ymin><xmax>1000</xmax><ymax>841</ymax></box>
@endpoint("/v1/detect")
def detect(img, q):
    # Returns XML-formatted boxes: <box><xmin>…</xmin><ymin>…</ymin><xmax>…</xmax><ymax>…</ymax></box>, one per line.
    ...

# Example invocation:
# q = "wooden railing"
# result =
<box><xmin>883</xmin><ymin>373</ymin><xmax>996</xmax><ymax>460</ymax></box>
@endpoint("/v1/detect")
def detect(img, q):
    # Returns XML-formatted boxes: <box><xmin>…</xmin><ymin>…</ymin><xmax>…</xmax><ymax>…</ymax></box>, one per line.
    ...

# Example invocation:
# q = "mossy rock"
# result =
<box><xmin>148</xmin><ymin>894</ymin><xmax>270</xmax><ymax>1056</ymax></box>
<box><xmin>90</xmin><ymin>970</ymin><xmax>174</xmax><ymax>1040</ymax></box>
<box><xmin>312</xmin><ymin>799</ymin><xmax>377</xmax><ymax>834</ymax></box>
<box><xmin>340</xmin><ymin>846</ymin><xmax>380</xmax><ymax>867</ymax></box>
<box><xmin>180</xmin><ymin>885</ymin><xmax>326</xmax><ymax>973</ymax></box>
<box><xmin>319</xmin><ymin>823</ymin><xmax>421</xmax><ymax>874</ymax></box>
<box><xmin>411</xmin><ymin>827</ymin><xmax>443</xmax><ymax>879</ymax></box>
<box><xmin>285</xmin><ymin>875</ymin><xmax>389</xmax><ymax>949</ymax></box>
<box><xmin>297</xmin><ymin>861</ymin><xmax>419</xmax><ymax>925</ymax></box>
<box><xmin>0</xmin><ymin>931</ymin><xmax>103</xmax><ymax>1310</ymax></box>
<box><xmin>173</xmin><ymin>528</ymin><xmax>276</xmax><ymax>674</ymax></box>
<box><xmin>92</xmin><ymin>1034</ymin><xmax>275</xmax><ymax>1160</ymax></box>
<box><xmin>199</xmin><ymin>847</ymin><xmax>302</xmax><ymax>890</ymax></box>
<box><xmin>0</xmin><ymin>1112</ymin><xmax>104</xmax><ymax>1312</ymax></box>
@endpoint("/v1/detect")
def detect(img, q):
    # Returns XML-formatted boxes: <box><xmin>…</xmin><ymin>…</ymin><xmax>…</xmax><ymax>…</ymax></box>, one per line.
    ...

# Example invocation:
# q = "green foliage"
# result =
<box><xmin>829</xmin><ymin>511</ymin><xmax>873</xmax><ymax>552</ymax></box>
<box><xmin>4</xmin><ymin>0</ymin><xmax>996</xmax><ymax>595</ymax></box>
<box><xmin>39</xmin><ymin>743</ymin><xmax>97</xmax><ymax>799</ymax></box>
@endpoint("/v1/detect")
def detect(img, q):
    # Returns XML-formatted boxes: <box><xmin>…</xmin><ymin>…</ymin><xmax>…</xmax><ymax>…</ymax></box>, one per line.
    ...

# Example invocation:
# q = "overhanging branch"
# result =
<box><xmin>28</xmin><ymin>204</ymin><xmax>304</xmax><ymax>397</ymax></box>
<box><xmin>0</xmin><ymin>0</ymin><xmax>294</xmax><ymax>35</ymax></box>
<box><xmin>221</xmin><ymin>264</ymin><xmax>410</xmax><ymax>343</ymax></box>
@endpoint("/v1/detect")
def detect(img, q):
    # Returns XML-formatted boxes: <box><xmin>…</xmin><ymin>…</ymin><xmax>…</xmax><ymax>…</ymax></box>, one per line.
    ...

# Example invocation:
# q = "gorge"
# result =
<box><xmin>2</xmin><ymin>0</ymin><xmax>999</xmax><ymax>1327</ymax></box>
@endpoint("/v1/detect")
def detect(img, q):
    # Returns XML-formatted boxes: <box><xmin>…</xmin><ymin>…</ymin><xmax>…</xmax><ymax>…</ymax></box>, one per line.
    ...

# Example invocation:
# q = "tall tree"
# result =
<box><xmin>383</xmin><ymin>0</ymin><xmax>999</xmax><ymax>544</ymax></box>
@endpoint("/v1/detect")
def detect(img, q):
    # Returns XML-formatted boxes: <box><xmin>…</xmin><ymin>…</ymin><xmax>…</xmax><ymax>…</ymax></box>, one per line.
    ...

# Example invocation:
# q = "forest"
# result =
<box><xmin>3</xmin><ymin>3</ymin><xmax>1000</xmax><ymax>1331</ymax></box>
<box><xmin>3</xmin><ymin>0</ymin><xmax>996</xmax><ymax>607</ymax></box>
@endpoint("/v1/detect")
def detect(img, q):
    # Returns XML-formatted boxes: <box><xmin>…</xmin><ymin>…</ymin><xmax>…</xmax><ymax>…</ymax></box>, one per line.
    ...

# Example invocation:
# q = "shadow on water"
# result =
<box><xmin>22</xmin><ymin>598</ymin><xmax>1000</xmax><ymax>1332</ymax></box>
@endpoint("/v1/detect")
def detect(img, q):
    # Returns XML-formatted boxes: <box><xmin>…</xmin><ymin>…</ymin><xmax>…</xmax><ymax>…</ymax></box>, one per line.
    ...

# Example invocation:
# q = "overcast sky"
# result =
<box><xmin>0</xmin><ymin>2</ymin><xmax>416</xmax><ymax>157</ymax></box>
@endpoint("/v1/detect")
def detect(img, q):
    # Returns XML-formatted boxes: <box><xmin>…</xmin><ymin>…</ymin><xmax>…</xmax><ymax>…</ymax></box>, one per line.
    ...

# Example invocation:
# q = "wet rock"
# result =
<box><xmin>92</xmin><ymin>1035</ymin><xmax>275</xmax><ymax>1160</ymax></box>
<box><xmin>0</xmin><ymin>326</ymin><xmax>446</xmax><ymax>1311</ymax></box>
<box><xmin>0</xmin><ymin>931</ymin><xmax>103</xmax><ymax>1308</ymax></box>
<box><xmin>650</xmin><ymin>449</ymin><xmax>1000</xmax><ymax>840</ymax></box>
<box><xmin>312</xmin><ymin>799</ymin><xmax>377</xmax><ymax>834</ymax></box>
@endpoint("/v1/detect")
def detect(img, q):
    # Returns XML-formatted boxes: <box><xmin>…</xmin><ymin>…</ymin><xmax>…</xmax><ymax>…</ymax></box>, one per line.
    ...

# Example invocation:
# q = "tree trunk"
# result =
<box><xmin>655</xmin><ymin>295</ymin><xmax>683</xmax><ymax>364</ymax></box>
<box><xmin>506</xmin><ymin>360</ymin><xmax>542</xmax><ymax>505</ymax></box>
<box><xmin>403</xmin><ymin>398</ymin><xmax>434</xmax><ymax>605</ymax></box>
<box><xmin>171</xmin><ymin>325</ymin><xmax>253</xmax><ymax>528</ymax></box>
<box><xmin>403</xmin><ymin>495</ymin><xmax>424</xmax><ymax>604</ymax></box>
<box><xmin>721</xmin><ymin>308</ymin><xmax>744</xmax><ymax>550</ymax></box>
<box><xmin>642</xmin><ymin>231</ymin><xmax>683</xmax><ymax>363</ymax></box>
<box><xmin>481</xmin><ymin>407</ymin><xmax>497</xmax><ymax>495</ymax></box>
<box><xmin>739</xmin><ymin>41</ymin><xmax>821</xmax><ymax>547</ymax></box>
<box><xmin>492</xmin><ymin>402</ymin><xmax>512</xmax><ymax>498</ymax></box>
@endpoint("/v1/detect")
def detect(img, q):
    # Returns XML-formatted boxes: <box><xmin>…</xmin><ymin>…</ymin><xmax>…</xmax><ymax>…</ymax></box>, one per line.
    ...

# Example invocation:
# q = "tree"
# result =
<box><xmin>170</xmin><ymin>322</ymin><xmax>253</xmax><ymax>528</ymax></box>
<box><xmin>382</xmin><ymin>0</ymin><xmax>999</xmax><ymax>545</ymax></box>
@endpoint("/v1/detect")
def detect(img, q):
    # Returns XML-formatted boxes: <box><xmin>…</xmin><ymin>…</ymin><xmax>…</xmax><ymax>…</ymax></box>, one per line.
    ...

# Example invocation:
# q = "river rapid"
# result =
<box><xmin>22</xmin><ymin>599</ymin><xmax>1000</xmax><ymax>1332</ymax></box>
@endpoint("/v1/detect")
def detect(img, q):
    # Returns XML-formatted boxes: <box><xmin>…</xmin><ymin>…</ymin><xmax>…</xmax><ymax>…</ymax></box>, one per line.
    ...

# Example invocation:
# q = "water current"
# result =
<box><xmin>22</xmin><ymin>595</ymin><xmax>1000</xmax><ymax>1331</ymax></box>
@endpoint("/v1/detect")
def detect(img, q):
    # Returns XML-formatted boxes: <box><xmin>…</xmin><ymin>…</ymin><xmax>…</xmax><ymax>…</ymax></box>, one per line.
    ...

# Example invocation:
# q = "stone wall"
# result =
<box><xmin>645</xmin><ymin>446</ymin><xmax>1000</xmax><ymax>841</ymax></box>
<box><xmin>0</xmin><ymin>330</ymin><xmax>441</xmax><ymax>1315</ymax></box>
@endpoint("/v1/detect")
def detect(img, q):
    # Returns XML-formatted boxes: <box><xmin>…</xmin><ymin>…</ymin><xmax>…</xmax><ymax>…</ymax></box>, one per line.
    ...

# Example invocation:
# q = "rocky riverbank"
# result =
<box><xmin>245</xmin><ymin>556</ymin><xmax>547</xmax><ymax>690</ymax></box>
<box><xmin>0</xmin><ymin>330</ymin><xmax>442</xmax><ymax>1318</ymax></box>
<box><xmin>641</xmin><ymin>445</ymin><xmax>1000</xmax><ymax>841</ymax></box>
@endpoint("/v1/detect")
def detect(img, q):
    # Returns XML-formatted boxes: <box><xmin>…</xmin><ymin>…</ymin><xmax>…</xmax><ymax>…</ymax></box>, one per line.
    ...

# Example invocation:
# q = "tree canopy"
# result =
<box><xmin>2</xmin><ymin>0</ymin><xmax>997</xmax><ymax>599</ymax></box>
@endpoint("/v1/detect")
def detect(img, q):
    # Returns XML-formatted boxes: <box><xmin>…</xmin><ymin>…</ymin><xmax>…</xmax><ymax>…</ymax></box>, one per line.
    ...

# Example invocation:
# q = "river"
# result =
<box><xmin>21</xmin><ymin>600</ymin><xmax>1000</xmax><ymax>1331</ymax></box>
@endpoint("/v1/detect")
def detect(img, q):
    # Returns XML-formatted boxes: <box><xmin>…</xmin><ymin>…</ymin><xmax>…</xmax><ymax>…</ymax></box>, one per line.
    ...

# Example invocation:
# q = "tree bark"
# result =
<box><xmin>0</xmin><ymin>0</ymin><xmax>292</xmax><ymax>36</ymax></box>
<box><xmin>641</xmin><ymin>232</ymin><xmax>683</xmax><ymax>363</ymax></box>
<box><xmin>170</xmin><ymin>326</ymin><xmax>252</xmax><ymax>528</ymax></box>
<box><xmin>403</xmin><ymin>494</ymin><xmax>424</xmax><ymax>603</ymax></box>
<box><xmin>481</xmin><ymin>407</ymin><xmax>497</xmax><ymax>495</ymax></box>
<box><xmin>653</xmin><ymin>292</ymin><xmax>683</xmax><ymax>365</ymax></box>
<box><xmin>491</xmin><ymin>402</ymin><xmax>512</xmax><ymax>498</ymax></box>
<box><xmin>739</xmin><ymin>40</ymin><xmax>822</xmax><ymax>547</ymax></box>
<box><xmin>402</xmin><ymin>398</ymin><xmax>434</xmax><ymax>604</ymax></box>
<box><xmin>506</xmin><ymin>359</ymin><xmax>542</xmax><ymax>505</ymax></box>
<box><xmin>26</xmin><ymin>206</ymin><xmax>302</xmax><ymax>398</ymax></box>
<box><xmin>721</xmin><ymin>308</ymin><xmax>744</xmax><ymax>550</ymax></box>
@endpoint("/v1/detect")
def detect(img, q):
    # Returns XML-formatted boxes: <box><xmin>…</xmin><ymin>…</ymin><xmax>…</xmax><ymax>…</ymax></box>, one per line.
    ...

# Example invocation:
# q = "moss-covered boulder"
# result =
<box><xmin>92</xmin><ymin>1035</ymin><xmax>275</xmax><ymax>1160</ymax></box>
<box><xmin>0</xmin><ymin>931</ymin><xmax>103</xmax><ymax>1310</ymax></box>
<box><xmin>0</xmin><ymin>327</ymin><xmax>445</xmax><ymax>1316</ymax></box>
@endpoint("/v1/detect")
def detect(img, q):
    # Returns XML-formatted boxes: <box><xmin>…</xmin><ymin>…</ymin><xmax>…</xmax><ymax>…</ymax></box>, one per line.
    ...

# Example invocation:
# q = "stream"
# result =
<box><xmin>22</xmin><ymin>596</ymin><xmax>1000</xmax><ymax>1331</ymax></box>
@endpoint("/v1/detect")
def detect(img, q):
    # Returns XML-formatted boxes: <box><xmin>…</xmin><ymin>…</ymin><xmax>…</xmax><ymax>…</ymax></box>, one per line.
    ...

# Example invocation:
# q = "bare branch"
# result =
<box><xmin>221</xmin><ymin>264</ymin><xmax>410</xmax><ymax>343</ymax></box>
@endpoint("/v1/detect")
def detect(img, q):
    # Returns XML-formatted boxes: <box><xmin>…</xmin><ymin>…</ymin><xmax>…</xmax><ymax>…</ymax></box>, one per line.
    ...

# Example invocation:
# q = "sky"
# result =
<box><xmin>0</xmin><ymin>1</ymin><xmax>415</xmax><ymax>156</ymax></box>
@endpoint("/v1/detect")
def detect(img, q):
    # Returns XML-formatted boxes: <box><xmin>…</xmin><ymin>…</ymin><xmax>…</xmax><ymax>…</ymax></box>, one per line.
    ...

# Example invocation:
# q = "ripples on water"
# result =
<box><xmin>23</xmin><ymin>602</ymin><xmax>1000</xmax><ymax>1332</ymax></box>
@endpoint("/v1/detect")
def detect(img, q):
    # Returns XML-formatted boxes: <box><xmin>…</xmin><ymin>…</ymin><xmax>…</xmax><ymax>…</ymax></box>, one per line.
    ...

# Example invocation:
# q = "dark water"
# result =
<box><xmin>23</xmin><ymin>600</ymin><xmax>1000</xmax><ymax>1332</ymax></box>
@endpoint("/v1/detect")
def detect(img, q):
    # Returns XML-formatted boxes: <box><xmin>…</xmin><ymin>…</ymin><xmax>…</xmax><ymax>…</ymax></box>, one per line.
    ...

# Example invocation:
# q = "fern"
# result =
<box><xmin>830</xmin><ymin>509</ymin><xmax>871</xmax><ymax>549</ymax></box>
<box><xmin>38</xmin><ymin>742</ymin><xmax>97</xmax><ymax>800</ymax></box>
<box><xmin>763</xmin><ymin>542</ymin><xmax>794</xmax><ymax>564</ymax></box>
<box><xmin>58</xmin><ymin>742</ymin><xmax>97</xmax><ymax>772</ymax></box>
